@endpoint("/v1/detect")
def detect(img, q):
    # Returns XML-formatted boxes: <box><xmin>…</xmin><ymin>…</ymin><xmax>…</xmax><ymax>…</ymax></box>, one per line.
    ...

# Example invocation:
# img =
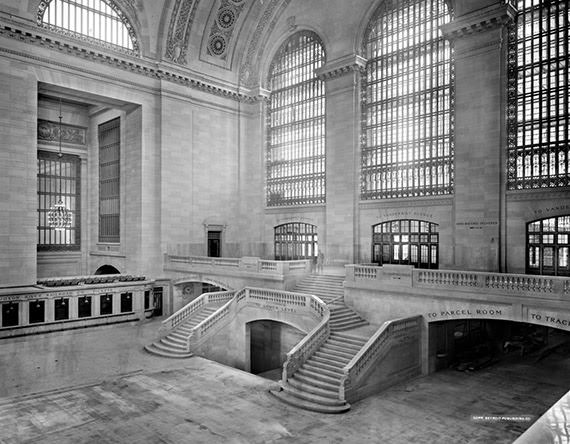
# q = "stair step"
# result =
<box><xmin>294</xmin><ymin>373</ymin><xmax>340</xmax><ymax>392</ymax></box>
<box><xmin>330</xmin><ymin>312</ymin><xmax>359</xmax><ymax>322</ymax></box>
<box><xmin>288</xmin><ymin>378</ymin><xmax>339</xmax><ymax>399</ymax></box>
<box><xmin>330</xmin><ymin>320</ymin><xmax>369</xmax><ymax>331</ymax></box>
<box><xmin>269</xmin><ymin>388</ymin><xmax>350</xmax><ymax>414</ymax></box>
<box><xmin>330</xmin><ymin>332</ymin><xmax>369</xmax><ymax>343</ymax></box>
<box><xmin>303</xmin><ymin>363</ymin><xmax>344</xmax><ymax>380</ymax></box>
<box><xmin>163</xmin><ymin>336</ymin><xmax>186</xmax><ymax>347</ymax></box>
<box><xmin>314</xmin><ymin>350</ymin><xmax>351</xmax><ymax>364</ymax></box>
<box><xmin>320</xmin><ymin>344</ymin><xmax>358</xmax><ymax>359</ymax></box>
<box><xmin>281</xmin><ymin>383</ymin><xmax>345</xmax><ymax>406</ymax></box>
<box><xmin>156</xmin><ymin>340</ymin><xmax>186</xmax><ymax>353</ymax></box>
<box><xmin>309</xmin><ymin>355</ymin><xmax>346</xmax><ymax>370</ymax></box>
<box><xmin>326</xmin><ymin>338</ymin><xmax>362</xmax><ymax>352</ymax></box>
<box><xmin>170</xmin><ymin>332</ymin><xmax>188</xmax><ymax>341</ymax></box>
<box><xmin>144</xmin><ymin>344</ymin><xmax>193</xmax><ymax>359</ymax></box>
<box><xmin>305</xmin><ymin>358</ymin><xmax>345</xmax><ymax>375</ymax></box>
<box><xmin>297</xmin><ymin>368</ymin><xmax>341</xmax><ymax>386</ymax></box>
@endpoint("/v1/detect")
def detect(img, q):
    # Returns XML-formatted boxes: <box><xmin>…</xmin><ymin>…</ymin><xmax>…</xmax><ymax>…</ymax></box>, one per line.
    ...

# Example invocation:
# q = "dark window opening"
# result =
<box><xmin>54</xmin><ymin>298</ymin><xmax>69</xmax><ymax>321</ymax></box>
<box><xmin>100</xmin><ymin>294</ymin><xmax>113</xmax><ymax>315</ymax></box>
<box><xmin>2</xmin><ymin>303</ymin><xmax>19</xmax><ymax>327</ymax></box>
<box><xmin>207</xmin><ymin>231</ymin><xmax>221</xmax><ymax>257</ymax></box>
<box><xmin>78</xmin><ymin>296</ymin><xmax>92</xmax><ymax>318</ymax></box>
<box><xmin>120</xmin><ymin>292</ymin><xmax>132</xmax><ymax>313</ymax></box>
<box><xmin>29</xmin><ymin>300</ymin><xmax>45</xmax><ymax>324</ymax></box>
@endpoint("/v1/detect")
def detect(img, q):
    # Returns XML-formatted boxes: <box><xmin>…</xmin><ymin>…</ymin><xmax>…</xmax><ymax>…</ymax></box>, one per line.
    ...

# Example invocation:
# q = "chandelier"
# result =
<box><xmin>47</xmin><ymin>98</ymin><xmax>72</xmax><ymax>230</ymax></box>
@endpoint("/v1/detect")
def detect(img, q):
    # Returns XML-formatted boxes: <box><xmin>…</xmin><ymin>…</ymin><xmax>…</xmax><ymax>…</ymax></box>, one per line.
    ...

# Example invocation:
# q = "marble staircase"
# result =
<box><xmin>270</xmin><ymin>331</ymin><xmax>369</xmax><ymax>413</ymax></box>
<box><xmin>145</xmin><ymin>305</ymin><xmax>220</xmax><ymax>358</ymax></box>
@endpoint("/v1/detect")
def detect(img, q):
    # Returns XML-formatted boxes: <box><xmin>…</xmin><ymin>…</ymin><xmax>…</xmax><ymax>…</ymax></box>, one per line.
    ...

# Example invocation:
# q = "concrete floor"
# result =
<box><xmin>0</xmin><ymin>319</ymin><xmax>569</xmax><ymax>443</ymax></box>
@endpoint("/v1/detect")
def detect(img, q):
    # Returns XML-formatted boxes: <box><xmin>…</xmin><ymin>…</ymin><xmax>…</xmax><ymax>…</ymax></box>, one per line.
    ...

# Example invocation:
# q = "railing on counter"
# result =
<box><xmin>339</xmin><ymin>316</ymin><xmax>421</xmax><ymax>402</ymax></box>
<box><xmin>346</xmin><ymin>264</ymin><xmax>570</xmax><ymax>297</ymax></box>
<box><xmin>165</xmin><ymin>254</ymin><xmax>312</xmax><ymax>275</ymax></box>
<box><xmin>189</xmin><ymin>288</ymin><xmax>329</xmax><ymax>352</ymax></box>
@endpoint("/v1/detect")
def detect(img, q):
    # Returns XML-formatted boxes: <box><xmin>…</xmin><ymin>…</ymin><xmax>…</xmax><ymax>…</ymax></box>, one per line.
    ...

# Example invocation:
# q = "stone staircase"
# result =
<box><xmin>293</xmin><ymin>274</ymin><xmax>368</xmax><ymax>331</ymax></box>
<box><xmin>270</xmin><ymin>331</ymin><xmax>368</xmax><ymax>413</ymax></box>
<box><xmin>144</xmin><ymin>305</ymin><xmax>220</xmax><ymax>358</ymax></box>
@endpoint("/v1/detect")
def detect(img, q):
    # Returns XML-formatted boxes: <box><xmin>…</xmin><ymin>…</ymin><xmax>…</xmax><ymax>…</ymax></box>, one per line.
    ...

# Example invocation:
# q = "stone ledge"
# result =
<box><xmin>441</xmin><ymin>3</ymin><xmax>516</xmax><ymax>40</ymax></box>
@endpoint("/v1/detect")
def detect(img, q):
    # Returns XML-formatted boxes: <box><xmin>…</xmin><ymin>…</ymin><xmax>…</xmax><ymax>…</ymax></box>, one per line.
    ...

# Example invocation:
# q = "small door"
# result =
<box><xmin>153</xmin><ymin>287</ymin><xmax>163</xmax><ymax>317</ymax></box>
<box><xmin>208</xmin><ymin>231</ymin><xmax>221</xmax><ymax>257</ymax></box>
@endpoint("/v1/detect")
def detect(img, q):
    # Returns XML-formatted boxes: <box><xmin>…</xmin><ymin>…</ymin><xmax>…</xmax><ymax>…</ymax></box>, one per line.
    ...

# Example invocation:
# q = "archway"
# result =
<box><xmin>94</xmin><ymin>264</ymin><xmax>120</xmax><ymax>275</ymax></box>
<box><xmin>246</xmin><ymin>319</ymin><xmax>305</xmax><ymax>380</ymax></box>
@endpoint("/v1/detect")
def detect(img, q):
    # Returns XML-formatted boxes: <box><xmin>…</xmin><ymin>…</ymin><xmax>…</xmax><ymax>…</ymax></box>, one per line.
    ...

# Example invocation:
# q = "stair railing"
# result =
<box><xmin>159</xmin><ymin>290</ymin><xmax>235</xmax><ymax>340</ymax></box>
<box><xmin>281</xmin><ymin>297</ymin><xmax>330</xmax><ymax>385</ymax></box>
<box><xmin>338</xmin><ymin>315</ymin><xmax>422</xmax><ymax>402</ymax></box>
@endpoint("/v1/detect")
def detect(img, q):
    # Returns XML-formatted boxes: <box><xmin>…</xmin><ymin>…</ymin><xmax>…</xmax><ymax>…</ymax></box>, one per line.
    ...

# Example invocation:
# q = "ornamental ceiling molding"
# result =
<box><xmin>239</xmin><ymin>0</ymin><xmax>291</xmax><ymax>88</ymax></box>
<box><xmin>440</xmin><ymin>2</ymin><xmax>516</xmax><ymax>40</ymax></box>
<box><xmin>164</xmin><ymin>0</ymin><xmax>200</xmax><ymax>64</ymax></box>
<box><xmin>316</xmin><ymin>54</ymin><xmax>367</xmax><ymax>81</ymax></box>
<box><xmin>204</xmin><ymin>0</ymin><xmax>248</xmax><ymax>63</ymax></box>
<box><xmin>0</xmin><ymin>23</ymin><xmax>256</xmax><ymax>103</ymax></box>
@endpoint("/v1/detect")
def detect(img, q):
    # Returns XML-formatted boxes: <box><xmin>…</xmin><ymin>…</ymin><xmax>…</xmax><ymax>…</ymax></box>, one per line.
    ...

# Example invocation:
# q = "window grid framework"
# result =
<box><xmin>361</xmin><ymin>0</ymin><xmax>454</xmax><ymax>199</ymax></box>
<box><xmin>372</xmin><ymin>219</ymin><xmax>439</xmax><ymax>269</ymax></box>
<box><xmin>527</xmin><ymin>215</ymin><xmax>570</xmax><ymax>276</ymax></box>
<box><xmin>38</xmin><ymin>0</ymin><xmax>138</xmax><ymax>53</ymax></box>
<box><xmin>507</xmin><ymin>0</ymin><xmax>570</xmax><ymax>189</ymax></box>
<box><xmin>37</xmin><ymin>151</ymin><xmax>81</xmax><ymax>251</ymax></box>
<box><xmin>98</xmin><ymin>118</ymin><xmax>120</xmax><ymax>243</ymax></box>
<box><xmin>274</xmin><ymin>223</ymin><xmax>318</xmax><ymax>260</ymax></box>
<box><xmin>266</xmin><ymin>31</ymin><xmax>326</xmax><ymax>207</ymax></box>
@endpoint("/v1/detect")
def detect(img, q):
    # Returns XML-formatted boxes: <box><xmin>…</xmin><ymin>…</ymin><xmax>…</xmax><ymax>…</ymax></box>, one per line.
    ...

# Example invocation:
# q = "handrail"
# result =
<box><xmin>339</xmin><ymin>315</ymin><xmax>421</xmax><ymax>402</ymax></box>
<box><xmin>160</xmin><ymin>290</ymin><xmax>234</xmax><ymax>334</ymax></box>
<box><xmin>188</xmin><ymin>287</ymin><xmax>329</xmax><ymax>359</ymax></box>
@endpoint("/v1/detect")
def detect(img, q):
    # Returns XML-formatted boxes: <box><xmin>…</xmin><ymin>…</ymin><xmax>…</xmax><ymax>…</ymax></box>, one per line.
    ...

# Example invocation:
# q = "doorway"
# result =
<box><xmin>207</xmin><ymin>231</ymin><xmax>221</xmax><ymax>257</ymax></box>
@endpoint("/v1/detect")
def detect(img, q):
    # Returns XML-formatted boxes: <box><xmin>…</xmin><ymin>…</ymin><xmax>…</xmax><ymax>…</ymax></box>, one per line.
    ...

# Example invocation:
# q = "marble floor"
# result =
<box><xmin>0</xmin><ymin>319</ymin><xmax>569</xmax><ymax>444</ymax></box>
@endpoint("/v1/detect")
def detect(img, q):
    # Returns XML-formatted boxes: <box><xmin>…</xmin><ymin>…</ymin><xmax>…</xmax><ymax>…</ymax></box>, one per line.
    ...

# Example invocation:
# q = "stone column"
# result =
<box><xmin>317</xmin><ymin>55</ymin><xmax>367</xmax><ymax>266</ymax></box>
<box><xmin>441</xmin><ymin>2</ymin><xmax>516</xmax><ymax>271</ymax></box>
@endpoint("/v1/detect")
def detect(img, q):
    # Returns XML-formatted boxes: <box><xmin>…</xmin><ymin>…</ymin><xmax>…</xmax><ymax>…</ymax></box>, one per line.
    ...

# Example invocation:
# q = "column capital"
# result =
<box><xmin>316</xmin><ymin>54</ymin><xmax>367</xmax><ymax>81</ymax></box>
<box><xmin>440</xmin><ymin>2</ymin><xmax>516</xmax><ymax>41</ymax></box>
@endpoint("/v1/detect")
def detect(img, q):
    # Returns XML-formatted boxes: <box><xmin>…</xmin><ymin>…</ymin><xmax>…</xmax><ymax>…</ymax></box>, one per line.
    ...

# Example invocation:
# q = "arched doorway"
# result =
<box><xmin>372</xmin><ymin>220</ymin><xmax>439</xmax><ymax>268</ymax></box>
<box><xmin>246</xmin><ymin>320</ymin><xmax>305</xmax><ymax>379</ymax></box>
<box><xmin>274</xmin><ymin>223</ymin><xmax>318</xmax><ymax>261</ymax></box>
<box><xmin>94</xmin><ymin>264</ymin><xmax>120</xmax><ymax>275</ymax></box>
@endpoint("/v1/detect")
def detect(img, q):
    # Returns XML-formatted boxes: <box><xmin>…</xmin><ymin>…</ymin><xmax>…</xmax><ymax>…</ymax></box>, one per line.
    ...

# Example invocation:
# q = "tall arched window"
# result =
<box><xmin>38</xmin><ymin>0</ymin><xmax>138</xmax><ymax>53</ymax></box>
<box><xmin>362</xmin><ymin>0</ymin><xmax>454</xmax><ymax>199</ymax></box>
<box><xmin>527</xmin><ymin>215</ymin><xmax>570</xmax><ymax>276</ymax></box>
<box><xmin>266</xmin><ymin>31</ymin><xmax>326</xmax><ymax>207</ymax></box>
<box><xmin>507</xmin><ymin>0</ymin><xmax>569</xmax><ymax>189</ymax></box>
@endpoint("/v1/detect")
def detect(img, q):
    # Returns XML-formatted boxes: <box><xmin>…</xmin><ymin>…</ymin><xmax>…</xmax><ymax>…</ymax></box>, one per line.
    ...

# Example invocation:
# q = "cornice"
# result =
<box><xmin>316</xmin><ymin>54</ymin><xmax>367</xmax><ymax>81</ymax></box>
<box><xmin>506</xmin><ymin>187</ymin><xmax>570</xmax><ymax>202</ymax></box>
<box><xmin>0</xmin><ymin>20</ymin><xmax>256</xmax><ymax>103</ymax></box>
<box><xmin>440</xmin><ymin>2</ymin><xmax>516</xmax><ymax>40</ymax></box>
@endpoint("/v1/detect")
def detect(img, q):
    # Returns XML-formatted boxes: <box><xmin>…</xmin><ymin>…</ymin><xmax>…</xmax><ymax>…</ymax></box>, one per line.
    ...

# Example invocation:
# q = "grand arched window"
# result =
<box><xmin>274</xmin><ymin>223</ymin><xmax>318</xmax><ymax>260</ymax></box>
<box><xmin>38</xmin><ymin>0</ymin><xmax>138</xmax><ymax>53</ymax></box>
<box><xmin>507</xmin><ymin>0</ymin><xmax>569</xmax><ymax>189</ymax></box>
<box><xmin>362</xmin><ymin>0</ymin><xmax>454</xmax><ymax>199</ymax></box>
<box><xmin>372</xmin><ymin>220</ymin><xmax>439</xmax><ymax>268</ymax></box>
<box><xmin>527</xmin><ymin>215</ymin><xmax>570</xmax><ymax>276</ymax></box>
<box><xmin>266</xmin><ymin>31</ymin><xmax>326</xmax><ymax>207</ymax></box>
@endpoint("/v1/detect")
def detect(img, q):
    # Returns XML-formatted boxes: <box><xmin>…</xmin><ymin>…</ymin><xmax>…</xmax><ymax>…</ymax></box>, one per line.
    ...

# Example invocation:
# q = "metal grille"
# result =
<box><xmin>527</xmin><ymin>215</ymin><xmax>570</xmax><ymax>275</ymax></box>
<box><xmin>274</xmin><ymin>223</ymin><xmax>318</xmax><ymax>260</ymax></box>
<box><xmin>38</xmin><ymin>0</ymin><xmax>138</xmax><ymax>53</ymax></box>
<box><xmin>266</xmin><ymin>31</ymin><xmax>326</xmax><ymax>207</ymax></box>
<box><xmin>37</xmin><ymin>151</ymin><xmax>81</xmax><ymax>251</ymax></box>
<box><xmin>98</xmin><ymin>117</ymin><xmax>120</xmax><ymax>243</ymax></box>
<box><xmin>372</xmin><ymin>220</ymin><xmax>439</xmax><ymax>268</ymax></box>
<box><xmin>507</xmin><ymin>0</ymin><xmax>570</xmax><ymax>189</ymax></box>
<box><xmin>362</xmin><ymin>0</ymin><xmax>454</xmax><ymax>199</ymax></box>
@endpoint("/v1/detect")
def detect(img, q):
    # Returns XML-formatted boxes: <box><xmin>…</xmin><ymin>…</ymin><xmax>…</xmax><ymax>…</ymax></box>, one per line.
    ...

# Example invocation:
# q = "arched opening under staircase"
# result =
<box><xmin>246</xmin><ymin>319</ymin><xmax>305</xmax><ymax>380</ymax></box>
<box><xmin>94</xmin><ymin>264</ymin><xmax>120</xmax><ymax>275</ymax></box>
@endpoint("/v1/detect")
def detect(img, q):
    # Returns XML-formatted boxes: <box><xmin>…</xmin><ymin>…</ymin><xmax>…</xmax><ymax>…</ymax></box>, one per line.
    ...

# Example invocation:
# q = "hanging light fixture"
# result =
<box><xmin>47</xmin><ymin>98</ymin><xmax>72</xmax><ymax>230</ymax></box>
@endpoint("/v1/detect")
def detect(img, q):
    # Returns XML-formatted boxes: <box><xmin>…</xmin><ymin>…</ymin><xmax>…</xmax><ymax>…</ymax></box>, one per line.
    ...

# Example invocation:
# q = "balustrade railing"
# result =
<box><xmin>346</xmin><ymin>264</ymin><xmax>570</xmax><ymax>298</ymax></box>
<box><xmin>189</xmin><ymin>288</ymin><xmax>328</xmax><ymax>352</ymax></box>
<box><xmin>339</xmin><ymin>316</ymin><xmax>421</xmax><ymax>402</ymax></box>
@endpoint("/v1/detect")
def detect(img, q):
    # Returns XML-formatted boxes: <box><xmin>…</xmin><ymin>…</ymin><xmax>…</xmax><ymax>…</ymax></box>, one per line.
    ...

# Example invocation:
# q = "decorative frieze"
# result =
<box><xmin>440</xmin><ymin>2</ymin><xmax>516</xmax><ymax>40</ymax></box>
<box><xmin>165</xmin><ymin>0</ymin><xmax>200</xmax><ymax>64</ymax></box>
<box><xmin>206</xmin><ymin>0</ymin><xmax>248</xmax><ymax>60</ymax></box>
<box><xmin>38</xmin><ymin>119</ymin><xmax>87</xmax><ymax>146</ymax></box>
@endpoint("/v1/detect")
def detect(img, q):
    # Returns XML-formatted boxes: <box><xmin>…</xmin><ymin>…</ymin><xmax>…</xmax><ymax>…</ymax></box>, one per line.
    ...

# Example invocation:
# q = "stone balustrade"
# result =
<box><xmin>165</xmin><ymin>254</ymin><xmax>312</xmax><ymax>275</ymax></box>
<box><xmin>339</xmin><ymin>316</ymin><xmax>421</xmax><ymax>402</ymax></box>
<box><xmin>346</xmin><ymin>264</ymin><xmax>570</xmax><ymax>299</ymax></box>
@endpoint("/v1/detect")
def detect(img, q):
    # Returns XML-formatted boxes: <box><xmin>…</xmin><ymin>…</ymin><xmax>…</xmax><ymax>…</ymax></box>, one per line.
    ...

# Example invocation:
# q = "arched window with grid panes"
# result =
<box><xmin>507</xmin><ymin>0</ymin><xmax>569</xmax><ymax>189</ymax></box>
<box><xmin>361</xmin><ymin>0</ymin><xmax>454</xmax><ymax>199</ymax></box>
<box><xmin>266</xmin><ymin>31</ymin><xmax>326</xmax><ymax>207</ymax></box>
<box><xmin>37</xmin><ymin>0</ymin><xmax>138</xmax><ymax>54</ymax></box>
<box><xmin>527</xmin><ymin>215</ymin><xmax>570</xmax><ymax>276</ymax></box>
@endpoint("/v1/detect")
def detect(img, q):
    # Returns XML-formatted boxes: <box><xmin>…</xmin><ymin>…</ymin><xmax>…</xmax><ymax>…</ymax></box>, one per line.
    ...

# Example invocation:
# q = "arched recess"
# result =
<box><xmin>527</xmin><ymin>215</ymin><xmax>570</xmax><ymax>276</ymax></box>
<box><xmin>274</xmin><ymin>223</ymin><xmax>319</xmax><ymax>261</ymax></box>
<box><xmin>372</xmin><ymin>220</ymin><xmax>439</xmax><ymax>268</ymax></box>
<box><xmin>94</xmin><ymin>264</ymin><xmax>121</xmax><ymax>275</ymax></box>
